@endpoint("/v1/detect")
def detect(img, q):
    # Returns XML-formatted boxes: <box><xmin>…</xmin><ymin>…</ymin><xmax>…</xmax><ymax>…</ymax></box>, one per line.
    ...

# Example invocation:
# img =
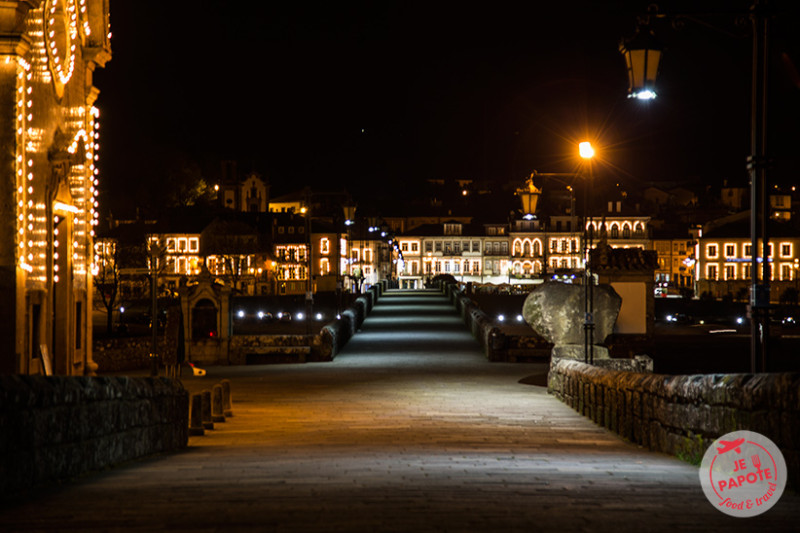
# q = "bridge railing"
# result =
<box><xmin>548</xmin><ymin>357</ymin><xmax>800</xmax><ymax>487</ymax></box>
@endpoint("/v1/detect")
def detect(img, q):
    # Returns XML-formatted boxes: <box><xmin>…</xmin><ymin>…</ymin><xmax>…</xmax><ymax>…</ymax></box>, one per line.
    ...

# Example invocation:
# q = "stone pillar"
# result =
<box><xmin>201</xmin><ymin>390</ymin><xmax>214</xmax><ymax>431</ymax></box>
<box><xmin>188</xmin><ymin>393</ymin><xmax>205</xmax><ymax>436</ymax></box>
<box><xmin>590</xmin><ymin>239</ymin><xmax>658</xmax><ymax>356</ymax></box>
<box><xmin>221</xmin><ymin>379</ymin><xmax>233</xmax><ymax>417</ymax></box>
<box><xmin>211</xmin><ymin>384</ymin><xmax>226</xmax><ymax>423</ymax></box>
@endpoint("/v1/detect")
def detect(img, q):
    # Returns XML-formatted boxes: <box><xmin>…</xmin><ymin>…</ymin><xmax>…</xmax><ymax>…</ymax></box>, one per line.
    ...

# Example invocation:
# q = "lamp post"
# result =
<box><xmin>303</xmin><ymin>187</ymin><xmax>313</xmax><ymax>339</ymax></box>
<box><xmin>519</xmin><ymin>158</ymin><xmax>594</xmax><ymax>364</ymax></box>
<box><xmin>148</xmin><ymin>240</ymin><xmax>165</xmax><ymax>376</ymax></box>
<box><xmin>520</xmin><ymin>172</ymin><xmax>579</xmax><ymax>278</ymax></box>
<box><xmin>621</xmin><ymin>2</ymin><xmax>771</xmax><ymax>372</ymax></box>
<box><xmin>342</xmin><ymin>200</ymin><xmax>357</xmax><ymax>294</ymax></box>
<box><xmin>579</xmin><ymin>142</ymin><xmax>595</xmax><ymax>364</ymax></box>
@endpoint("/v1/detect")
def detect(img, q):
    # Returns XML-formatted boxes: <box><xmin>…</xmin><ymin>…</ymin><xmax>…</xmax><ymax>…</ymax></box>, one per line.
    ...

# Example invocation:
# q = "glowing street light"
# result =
<box><xmin>579</xmin><ymin>141</ymin><xmax>595</xmax><ymax>160</ymax></box>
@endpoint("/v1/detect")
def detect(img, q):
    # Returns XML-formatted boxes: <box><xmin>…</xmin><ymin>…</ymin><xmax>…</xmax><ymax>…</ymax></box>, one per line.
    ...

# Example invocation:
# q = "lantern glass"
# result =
<box><xmin>516</xmin><ymin>177</ymin><xmax>541</xmax><ymax>216</ymax></box>
<box><xmin>342</xmin><ymin>202</ymin><xmax>357</xmax><ymax>224</ymax></box>
<box><xmin>620</xmin><ymin>28</ymin><xmax>662</xmax><ymax>100</ymax></box>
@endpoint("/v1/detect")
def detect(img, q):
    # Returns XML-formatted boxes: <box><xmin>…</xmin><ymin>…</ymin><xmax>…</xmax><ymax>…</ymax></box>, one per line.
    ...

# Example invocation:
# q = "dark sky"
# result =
<box><xmin>94</xmin><ymin>1</ymin><xmax>800</xmax><ymax>216</ymax></box>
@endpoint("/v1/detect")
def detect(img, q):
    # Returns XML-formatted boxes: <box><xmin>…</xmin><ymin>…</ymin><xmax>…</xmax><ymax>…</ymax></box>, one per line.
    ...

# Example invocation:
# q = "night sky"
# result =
<box><xmin>94</xmin><ymin>1</ymin><xmax>800</xmax><ymax>217</ymax></box>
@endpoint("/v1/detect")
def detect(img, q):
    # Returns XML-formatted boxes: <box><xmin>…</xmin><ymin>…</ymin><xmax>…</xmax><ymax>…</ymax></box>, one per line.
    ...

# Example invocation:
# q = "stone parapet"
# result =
<box><xmin>443</xmin><ymin>282</ymin><xmax>550</xmax><ymax>362</ymax></box>
<box><xmin>93</xmin><ymin>284</ymin><xmax>386</xmax><ymax>369</ymax></box>
<box><xmin>547</xmin><ymin>358</ymin><xmax>800</xmax><ymax>487</ymax></box>
<box><xmin>0</xmin><ymin>375</ymin><xmax>188</xmax><ymax>497</ymax></box>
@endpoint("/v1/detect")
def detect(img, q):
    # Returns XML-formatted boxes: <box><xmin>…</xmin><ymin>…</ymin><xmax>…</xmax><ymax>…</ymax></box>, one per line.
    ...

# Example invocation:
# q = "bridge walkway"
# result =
<box><xmin>1</xmin><ymin>289</ymin><xmax>796</xmax><ymax>531</ymax></box>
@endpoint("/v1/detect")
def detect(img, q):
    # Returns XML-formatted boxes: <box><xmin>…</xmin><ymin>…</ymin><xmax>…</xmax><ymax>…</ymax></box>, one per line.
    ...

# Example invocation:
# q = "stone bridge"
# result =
<box><xmin>1</xmin><ymin>289</ymin><xmax>797</xmax><ymax>531</ymax></box>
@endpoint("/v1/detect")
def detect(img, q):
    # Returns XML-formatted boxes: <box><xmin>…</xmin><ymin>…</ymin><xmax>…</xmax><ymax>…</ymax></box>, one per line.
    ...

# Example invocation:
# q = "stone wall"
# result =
<box><xmin>92</xmin><ymin>282</ymin><xmax>387</xmax><ymax>369</ymax></box>
<box><xmin>547</xmin><ymin>358</ymin><xmax>800</xmax><ymax>486</ymax></box>
<box><xmin>324</xmin><ymin>283</ymin><xmax>384</xmax><ymax>359</ymax></box>
<box><xmin>443</xmin><ymin>282</ymin><xmax>550</xmax><ymax>362</ymax></box>
<box><xmin>0</xmin><ymin>375</ymin><xmax>188</xmax><ymax>498</ymax></box>
<box><xmin>93</xmin><ymin>336</ymin><xmax>167</xmax><ymax>372</ymax></box>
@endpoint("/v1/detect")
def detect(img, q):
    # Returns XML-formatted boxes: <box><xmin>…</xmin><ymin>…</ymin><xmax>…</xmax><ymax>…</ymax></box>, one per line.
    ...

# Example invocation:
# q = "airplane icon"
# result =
<box><xmin>717</xmin><ymin>438</ymin><xmax>746</xmax><ymax>455</ymax></box>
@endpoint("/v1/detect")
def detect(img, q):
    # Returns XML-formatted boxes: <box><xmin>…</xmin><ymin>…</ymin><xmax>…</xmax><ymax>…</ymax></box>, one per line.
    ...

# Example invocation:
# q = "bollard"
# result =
<box><xmin>211</xmin><ymin>384</ymin><xmax>226</xmax><ymax>423</ymax></box>
<box><xmin>220</xmin><ymin>379</ymin><xmax>233</xmax><ymax>417</ymax></box>
<box><xmin>189</xmin><ymin>393</ymin><xmax>205</xmax><ymax>436</ymax></box>
<box><xmin>201</xmin><ymin>390</ymin><xmax>214</xmax><ymax>430</ymax></box>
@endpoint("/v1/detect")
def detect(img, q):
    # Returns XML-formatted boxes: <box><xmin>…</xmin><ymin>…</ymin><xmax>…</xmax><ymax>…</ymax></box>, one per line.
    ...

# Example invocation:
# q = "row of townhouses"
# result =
<box><xmin>96</xmin><ymin>178</ymin><xmax>800</xmax><ymax>307</ymax></box>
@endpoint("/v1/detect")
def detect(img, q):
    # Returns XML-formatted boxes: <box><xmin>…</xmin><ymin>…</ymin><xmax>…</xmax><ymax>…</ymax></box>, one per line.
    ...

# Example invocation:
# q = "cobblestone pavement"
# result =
<box><xmin>2</xmin><ymin>290</ymin><xmax>797</xmax><ymax>532</ymax></box>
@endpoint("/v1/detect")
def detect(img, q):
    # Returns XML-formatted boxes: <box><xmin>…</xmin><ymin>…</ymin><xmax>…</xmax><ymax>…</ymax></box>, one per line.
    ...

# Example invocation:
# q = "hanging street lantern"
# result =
<box><xmin>620</xmin><ymin>24</ymin><xmax>662</xmax><ymax>100</ymax></box>
<box><xmin>516</xmin><ymin>174</ymin><xmax>542</xmax><ymax>217</ymax></box>
<box><xmin>342</xmin><ymin>200</ymin><xmax>357</xmax><ymax>226</ymax></box>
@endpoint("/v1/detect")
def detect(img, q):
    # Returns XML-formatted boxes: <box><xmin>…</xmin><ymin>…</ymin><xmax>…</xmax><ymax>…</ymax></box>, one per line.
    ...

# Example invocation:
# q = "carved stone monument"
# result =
<box><xmin>522</xmin><ymin>282</ymin><xmax>622</xmax><ymax>360</ymax></box>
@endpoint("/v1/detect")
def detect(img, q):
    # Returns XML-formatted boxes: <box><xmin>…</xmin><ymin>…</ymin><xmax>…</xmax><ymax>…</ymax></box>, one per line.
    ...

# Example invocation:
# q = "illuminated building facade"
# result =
<box><xmin>696</xmin><ymin>220</ymin><xmax>800</xmax><ymax>302</ymax></box>
<box><xmin>396</xmin><ymin>221</ymin><xmax>507</xmax><ymax>289</ymax></box>
<box><xmin>0</xmin><ymin>1</ymin><xmax>111</xmax><ymax>375</ymax></box>
<box><xmin>511</xmin><ymin>215</ymin><xmax>583</xmax><ymax>280</ymax></box>
<box><xmin>651</xmin><ymin>231</ymin><xmax>695</xmax><ymax>296</ymax></box>
<box><xmin>147</xmin><ymin>233</ymin><xmax>202</xmax><ymax>293</ymax></box>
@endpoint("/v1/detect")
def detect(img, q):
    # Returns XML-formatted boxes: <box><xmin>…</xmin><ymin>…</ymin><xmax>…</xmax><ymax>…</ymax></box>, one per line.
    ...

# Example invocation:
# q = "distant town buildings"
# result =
<box><xmin>95</xmin><ymin>169</ymin><xmax>800</xmax><ymax>311</ymax></box>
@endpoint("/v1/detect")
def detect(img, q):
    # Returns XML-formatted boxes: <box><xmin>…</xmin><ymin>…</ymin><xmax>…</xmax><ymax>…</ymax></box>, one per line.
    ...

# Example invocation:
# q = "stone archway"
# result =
<box><xmin>191</xmin><ymin>299</ymin><xmax>218</xmax><ymax>340</ymax></box>
<box><xmin>179</xmin><ymin>270</ymin><xmax>232</xmax><ymax>365</ymax></box>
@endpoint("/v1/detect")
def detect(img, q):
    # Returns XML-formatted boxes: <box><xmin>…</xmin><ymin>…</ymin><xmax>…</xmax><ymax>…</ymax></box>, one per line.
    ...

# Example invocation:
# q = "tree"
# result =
<box><xmin>200</xmin><ymin>217</ymin><xmax>266</xmax><ymax>291</ymax></box>
<box><xmin>94</xmin><ymin>239</ymin><xmax>120</xmax><ymax>334</ymax></box>
<box><xmin>163</xmin><ymin>154</ymin><xmax>215</xmax><ymax>208</ymax></box>
<box><xmin>93</xmin><ymin>237</ymin><xmax>149</xmax><ymax>334</ymax></box>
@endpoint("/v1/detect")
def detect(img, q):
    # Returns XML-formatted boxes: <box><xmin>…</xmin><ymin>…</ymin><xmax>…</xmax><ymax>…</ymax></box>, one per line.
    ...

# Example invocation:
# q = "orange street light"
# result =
<box><xmin>579</xmin><ymin>141</ymin><xmax>595</xmax><ymax>160</ymax></box>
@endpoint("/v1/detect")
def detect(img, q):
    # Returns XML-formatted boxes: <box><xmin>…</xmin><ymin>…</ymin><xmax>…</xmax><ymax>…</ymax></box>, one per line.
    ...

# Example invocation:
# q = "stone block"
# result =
<box><xmin>221</xmin><ymin>379</ymin><xmax>233</xmax><ymax>417</ymax></box>
<box><xmin>211</xmin><ymin>384</ymin><xmax>226</xmax><ymax>423</ymax></box>
<box><xmin>201</xmin><ymin>390</ymin><xmax>214</xmax><ymax>430</ymax></box>
<box><xmin>522</xmin><ymin>282</ymin><xmax>621</xmax><ymax>347</ymax></box>
<box><xmin>189</xmin><ymin>393</ymin><xmax>204</xmax><ymax>436</ymax></box>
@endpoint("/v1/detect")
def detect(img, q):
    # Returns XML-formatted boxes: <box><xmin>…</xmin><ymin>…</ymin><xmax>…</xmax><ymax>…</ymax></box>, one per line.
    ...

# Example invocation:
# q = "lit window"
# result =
<box><xmin>706</xmin><ymin>244</ymin><xmax>718</xmax><ymax>259</ymax></box>
<box><xmin>725</xmin><ymin>264</ymin><xmax>736</xmax><ymax>280</ymax></box>
<box><xmin>781</xmin><ymin>243</ymin><xmax>792</xmax><ymax>257</ymax></box>
<box><xmin>725</xmin><ymin>244</ymin><xmax>735</xmax><ymax>257</ymax></box>
<box><xmin>706</xmin><ymin>264</ymin><xmax>718</xmax><ymax>280</ymax></box>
